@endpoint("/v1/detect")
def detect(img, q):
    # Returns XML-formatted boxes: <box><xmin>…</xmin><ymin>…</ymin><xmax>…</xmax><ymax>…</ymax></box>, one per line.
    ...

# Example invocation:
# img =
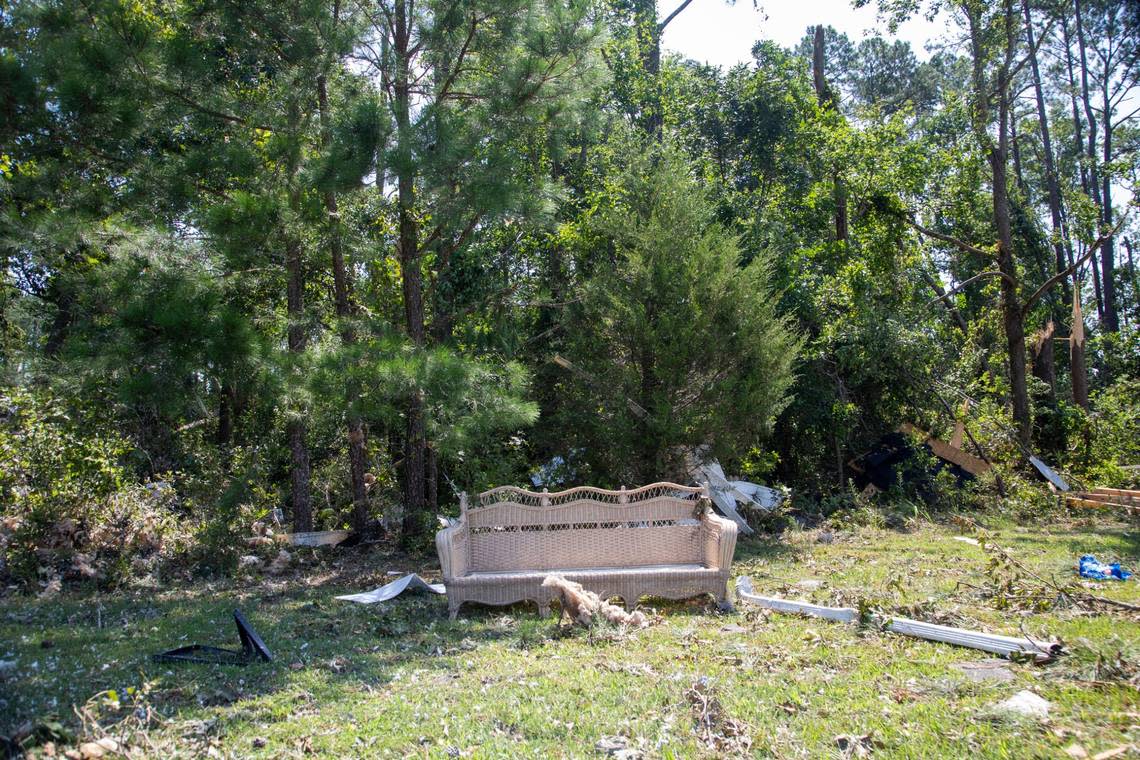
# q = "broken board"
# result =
<box><xmin>899</xmin><ymin>423</ymin><xmax>991</xmax><ymax>476</ymax></box>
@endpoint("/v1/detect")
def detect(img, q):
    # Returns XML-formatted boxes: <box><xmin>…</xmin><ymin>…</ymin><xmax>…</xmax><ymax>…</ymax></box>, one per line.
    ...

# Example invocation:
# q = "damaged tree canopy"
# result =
<box><xmin>848</xmin><ymin>425</ymin><xmax>988</xmax><ymax>493</ymax></box>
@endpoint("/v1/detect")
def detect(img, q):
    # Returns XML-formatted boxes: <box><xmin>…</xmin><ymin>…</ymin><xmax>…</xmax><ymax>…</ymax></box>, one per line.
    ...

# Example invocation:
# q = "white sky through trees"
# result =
<box><xmin>660</xmin><ymin>0</ymin><xmax>951</xmax><ymax>67</ymax></box>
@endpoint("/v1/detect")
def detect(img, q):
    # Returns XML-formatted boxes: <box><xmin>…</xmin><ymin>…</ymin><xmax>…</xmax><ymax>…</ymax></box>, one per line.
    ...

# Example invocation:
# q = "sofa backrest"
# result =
<box><xmin>465</xmin><ymin>483</ymin><xmax>707</xmax><ymax>572</ymax></box>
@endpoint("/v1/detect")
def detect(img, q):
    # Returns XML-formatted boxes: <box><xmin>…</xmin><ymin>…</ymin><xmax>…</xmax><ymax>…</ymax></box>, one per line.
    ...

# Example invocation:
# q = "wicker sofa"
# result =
<box><xmin>435</xmin><ymin>482</ymin><xmax>738</xmax><ymax>619</ymax></box>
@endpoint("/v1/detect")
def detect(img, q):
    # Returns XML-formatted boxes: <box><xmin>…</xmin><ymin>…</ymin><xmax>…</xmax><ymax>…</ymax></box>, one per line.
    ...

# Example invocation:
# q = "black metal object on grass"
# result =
<box><xmin>152</xmin><ymin>609</ymin><xmax>272</xmax><ymax>665</ymax></box>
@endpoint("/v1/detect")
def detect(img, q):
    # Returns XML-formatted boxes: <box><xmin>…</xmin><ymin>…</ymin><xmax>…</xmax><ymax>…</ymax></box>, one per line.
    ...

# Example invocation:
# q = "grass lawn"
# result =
<box><xmin>2</xmin><ymin>513</ymin><xmax>1139</xmax><ymax>758</ymax></box>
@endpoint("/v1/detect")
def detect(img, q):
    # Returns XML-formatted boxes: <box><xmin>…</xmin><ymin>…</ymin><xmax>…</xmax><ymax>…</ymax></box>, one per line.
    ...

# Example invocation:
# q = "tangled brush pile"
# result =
<box><xmin>541</xmin><ymin>575</ymin><xmax>649</xmax><ymax>628</ymax></box>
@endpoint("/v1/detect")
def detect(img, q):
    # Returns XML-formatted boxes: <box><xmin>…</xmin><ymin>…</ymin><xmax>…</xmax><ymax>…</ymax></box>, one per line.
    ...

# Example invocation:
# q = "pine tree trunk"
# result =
<box><xmin>1023</xmin><ymin>0</ymin><xmax>1071</xmax><ymax>308</ymax></box>
<box><xmin>394</xmin><ymin>0</ymin><xmax>428</xmax><ymax>539</ymax></box>
<box><xmin>286</xmin><ymin>220</ymin><xmax>313</xmax><ymax>532</ymax></box>
<box><xmin>317</xmin><ymin>69</ymin><xmax>370</xmax><ymax>535</ymax></box>
<box><xmin>1071</xmin><ymin>291</ymin><xmax>1089</xmax><ymax>409</ymax></box>
<box><xmin>1101</xmin><ymin>73</ymin><xmax>1118</xmax><ymax>332</ymax></box>
<box><xmin>989</xmin><ymin>51</ymin><xmax>1032</xmax><ymax>450</ymax></box>
<box><xmin>1075</xmin><ymin>0</ymin><xmax>1116</xmax><ymax>329</ymax></box>
<box><xmin>216</xmin><ymin>382</ymin><xmax>235</xmax><ymax>445</ymax></box>
<box><xmin>813</xmin><ymin>26</ymin><xmax>848</xmax><ymax>244</ymax></box>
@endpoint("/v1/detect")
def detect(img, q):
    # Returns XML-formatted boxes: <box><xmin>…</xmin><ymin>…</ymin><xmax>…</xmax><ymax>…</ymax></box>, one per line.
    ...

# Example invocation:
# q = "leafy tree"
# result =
<box><xmin>554</xmin><ymin>141</ymin><xmax>800</xmax><ymax>483</ymax></box>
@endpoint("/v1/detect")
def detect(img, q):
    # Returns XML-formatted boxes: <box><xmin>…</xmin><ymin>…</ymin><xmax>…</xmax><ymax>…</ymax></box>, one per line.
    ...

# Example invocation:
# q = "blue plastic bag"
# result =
<box><xmin>1078</xmin><ymin>554</ymin><xmax>1132</xmax><ymax>581</ymax></box>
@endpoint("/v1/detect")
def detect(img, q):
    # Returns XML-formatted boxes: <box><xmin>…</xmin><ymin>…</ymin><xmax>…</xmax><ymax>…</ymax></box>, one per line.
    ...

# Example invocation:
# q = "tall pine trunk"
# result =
<box><xmin>286</xmin><ymin>192</ymin><xmax>313</xmax><ymax>532</ymax></box>
<box><xmin>813</xmin><ymin>26</ymin><xmax>848</xmax><ymax>243</ymax></box>
<box><xmin>1022</xmin><ymin>0</ymin><xmax>1071</xmax><ymax>308</ymax></box>
<box><xmin>394</xmin><ymin>0</ymin><xmax>428</xmax><ymax>539</ymax></box>
<box><xmin>317</xmin><ymin>69</ymin><xmax>370</xmax><ymax>534</ymax></box>
<box><xmin>1075</xmin><ymin>0</ymin><xmax>1117</xmax><ymax>330</ymax></box>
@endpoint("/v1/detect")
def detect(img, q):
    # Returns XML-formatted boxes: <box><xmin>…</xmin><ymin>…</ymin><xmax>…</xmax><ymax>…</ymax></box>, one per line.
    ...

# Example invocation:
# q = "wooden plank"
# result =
<box><xmin>1074</xmin><ymin>491</ymin><xmax>1139</xmax><ymax>506</ymax></box>
<box><xmin>900</xmin><ymin>423</ymin><xmax>991</xmax><ymax>476</ymax></box>
<box><xmin>1093</xmin><ymin>487</ymin><xmax>1140</xmax><ymax>500</ymax></box>
<box><xmin>949</xmin><ymin>420</ymin><xmax>964</xmax><ymax>449</ymax></box>
<box><xmin>1065</xmin><ymin>496</ymin><xmax>1140</xmax><ymax>515</ymax></box>
<box><xmin>276</xmin><ymin>530</ymin><xmax>351</xmax><ymax>547</ymax></box>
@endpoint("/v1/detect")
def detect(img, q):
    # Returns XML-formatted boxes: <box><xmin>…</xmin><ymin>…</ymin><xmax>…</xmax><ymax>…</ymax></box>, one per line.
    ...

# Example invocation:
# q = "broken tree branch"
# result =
<box><xmin>1021</xmin><ymin>211</ymin><xmax>1132</xmax><ymax>314</ymax></box>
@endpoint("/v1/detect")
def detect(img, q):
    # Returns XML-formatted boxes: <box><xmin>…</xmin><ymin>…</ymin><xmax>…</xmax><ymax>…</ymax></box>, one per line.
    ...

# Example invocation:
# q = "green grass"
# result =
<box><xmin>3</xmin><ymin>515</ymin><xmax>1140</xmax><ymax>758</ymax></box>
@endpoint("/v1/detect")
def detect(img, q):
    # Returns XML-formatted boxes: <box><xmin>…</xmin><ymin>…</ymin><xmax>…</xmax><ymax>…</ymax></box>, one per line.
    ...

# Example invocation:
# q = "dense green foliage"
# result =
<box><xmin>1</xmin><ymin>0</ymin><xmax>1137</xmax><ymax>584</ymax></box>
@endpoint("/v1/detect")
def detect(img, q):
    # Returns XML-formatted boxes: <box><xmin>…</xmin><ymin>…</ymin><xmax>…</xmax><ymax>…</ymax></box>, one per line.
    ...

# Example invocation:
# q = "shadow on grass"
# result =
<box><xmin>1</xmin><ymin>541</ymin><xmax>749</xmax><ymax>743</ymax></box>
<box><xmin>732</xmin><ymin>534</ymin><xmax>801</xmax><ymax>565</ymax></box>
<box><xmin>995</xmin><ymin>525</ymin><xmax>1140</xmax><ymax>563</ymax></box>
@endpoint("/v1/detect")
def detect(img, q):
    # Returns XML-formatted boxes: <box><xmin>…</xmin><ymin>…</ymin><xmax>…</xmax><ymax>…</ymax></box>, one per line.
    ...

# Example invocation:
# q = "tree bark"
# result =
<box><xmin>1071</xmin><ymin>289</ymin><xmax>1089</xmax><ymax>409</ymax></box>
<box><xmin>286</xmin><ymin>213</ymin><xmax>313</xmax><ymax>532</ymax></box>
<box><xmin>317</xmin><ymin>68</ymin><xmax>369</xmax><ymax>534</ymax></box>
<box><xmin>922</xmin><ymin>271</ymin><xmax>969</xmax><ymax>333</ymax></box>
<box><xmin>993</xmin><ymin>142</ymin><xmax>1032</xmax><ymax>449</ymax></box>
<box><xmin>1022</xmin><ymin>0</ymin><xmax>1071</xmax><ymax>309</ymax></box>
<box><xmin>1100</xmin><ymin>62</ymin><xmax>1118</xmax><ymax>332</ymax></box>
<box><xmin>968</xmin><ymin>2</ymin><xmax>1031</xmax><ymax>449</ymax></box>
<box><xmin>394</xmin><ymin>0</ymin><xmax>428</xmax><ymax>539</ymax></box>
<box><xmin>1029</xmin><ymin>320</ymin><xmax>1055</xmax><ymax>397</ymax></box>
<box><xmin>1075</xmin><ymin>0</ymin><xmax>1117</xmax><ymax>329</ymax></box>
<box><xmin>216</xmin><ymin>381</ymin><xmax>235</xmax><ymax>445</ymax></box>
<box><xmin>813</xmin><ymin>26</ymin><xmax>848</xmax><ymax>244</ymax></box>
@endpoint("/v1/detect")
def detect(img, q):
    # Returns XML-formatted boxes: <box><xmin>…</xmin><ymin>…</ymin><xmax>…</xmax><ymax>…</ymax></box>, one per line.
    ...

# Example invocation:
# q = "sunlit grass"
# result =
<box><xmin>2</xmin><ymin>514</ymin><xmax>1138</xmax><ymax>757</ymax></box>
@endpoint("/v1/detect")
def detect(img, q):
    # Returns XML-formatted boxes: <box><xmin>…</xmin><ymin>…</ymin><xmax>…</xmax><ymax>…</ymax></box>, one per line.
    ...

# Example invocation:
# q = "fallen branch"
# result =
<box><xmin>980</xmin><ymin>538</ymin><xmax>1140</xmax><ymax>613</ymax></box>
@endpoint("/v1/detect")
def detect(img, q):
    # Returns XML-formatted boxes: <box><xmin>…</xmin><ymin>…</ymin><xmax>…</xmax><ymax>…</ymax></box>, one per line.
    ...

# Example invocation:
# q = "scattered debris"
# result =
<box><xmin>692</xmin><ymin>457</ymin><xmax>785</xmax><ymax>536</ymax></box>
<box><xmin>835</xmin><ymin>732</ymin><xmax>881</xmax><ymax>758</ymax></box>
<box><xmin>978</xmin><ymin>538</ymin><xmax>1140</xmax><ymax>612</ymax></box>
<box><xmin>267</xmin><ymin>549</ymin><xmax>291</xmax><ymax>575</ymax></box>
<box><xmin>77</xmin><ymin>737</ymin><xmax>120</xmax><ymax>758</ymax></box>
<box><xmin>899</xmin><ymin>423</ymin><xmax>991</xmax><ymax>476</ymax></box>
<box><xmin>1066</xmin><ymin>488</ymin><xmax>1140</xmax><ymax>515</ymax></box>
<box><xmin>1078</xmin><ymin>555</ymin><xmax>1132</xmax><ymax>582</ymax></box>
<box><xmin>153</xmin><ymin>609</ymin><xmax>272</xmax><ymax>665</ymax></box>
<box><xmin>952</xmin><ymin>536</ymin><xmax>980</xmax><ymax>546</ymax></box>
<box><xmin>953</xmin><ymin>659</ymin><xmax>1015</xmax><ymax>682</ymax></box>
<box><xmin>735</xmin><ymin>577</ymin><xmax>1060</xmax><ymax>661</ymax></box>
<box><xmin>1029</xmin><ymin>456</ymin><xmax>1069</xmax><ymax>491</ymax></box>
<box><xmin>542</xmin><ymin>576</ymin><xmax>648</xmax><ymax>628</ymax></box>
<box><xmin>335</xmin><ymin>574</ymin><xmax>446</xmax><ymax>604</ymax></box>
<box><xmin>594</xmin><ymin>735</ymin><xmax>642</xmax><ymax>759</ymax></box>
<box><xmin>993</xmin><ymin>690</ymin><xmax>1051</xmax><ymax>719</ymax></box>
<box><xmin>848</xmin><ymin>429</ymin><xmax>981</xmax><ymax>494</ymax></box>
<box><xmin>684</xmin><ymin>676</ymin><xmax>751</xmax><ymax>754</ymax></box>
<box><xmin>276</xmin><ymin>530</ymin><xmax>351</xmax><ymax>547</ymax></box>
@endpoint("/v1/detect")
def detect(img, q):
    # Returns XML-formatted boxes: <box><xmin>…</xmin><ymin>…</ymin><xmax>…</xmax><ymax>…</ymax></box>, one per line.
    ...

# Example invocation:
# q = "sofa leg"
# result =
<box><xmin>448</xmin><ymin>601</ymin><xmax>461</xmax><ymax>621</ymax></box>
<box><xmin>538</xmin><ymin>601</ymin><xmax>551</xmax><ymax>619</ymax></box>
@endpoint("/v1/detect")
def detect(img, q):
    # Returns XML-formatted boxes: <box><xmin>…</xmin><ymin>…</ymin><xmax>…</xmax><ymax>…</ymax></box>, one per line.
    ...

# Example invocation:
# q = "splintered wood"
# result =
<box><xmin>1065</xmin><ymin>487</ymin><xmax>1140</xmax><ymax>516</ymax></box>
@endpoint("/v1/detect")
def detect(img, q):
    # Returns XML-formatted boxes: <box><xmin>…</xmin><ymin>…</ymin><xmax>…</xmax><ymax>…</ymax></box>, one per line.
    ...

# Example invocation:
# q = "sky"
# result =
<box><xmin>660</xmin><ymin>0</ymin><xmax>955</xmax><ymax>69</ymax></box>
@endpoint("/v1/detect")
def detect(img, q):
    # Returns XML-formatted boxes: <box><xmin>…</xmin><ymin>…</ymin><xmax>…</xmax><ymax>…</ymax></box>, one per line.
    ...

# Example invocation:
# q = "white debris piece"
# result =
<box><xmin>335</xmin><ymin>573</ymin><xmax>446</xmax><ymax>604</ymax></box>
<box><xmin>735</xmin><ymin>577</ymin><xmax>1060</xmax><ymax>661</ymax></box>
<box><xmin>994</xmin><ymin>690</ymin><xmax>1052</xmax><ymax>719</ymax></box>
<box><xmin>694</xmin><ymin>458</ymin><xmax>786</xmax><ymax>536</ymax></box>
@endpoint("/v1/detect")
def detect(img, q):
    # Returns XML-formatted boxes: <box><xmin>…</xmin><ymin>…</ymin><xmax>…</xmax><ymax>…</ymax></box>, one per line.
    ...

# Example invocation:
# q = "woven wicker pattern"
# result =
<box><xmin>436</xmin><ymin>482</ymin><xmax>738</xmax><ymax>619</ymax></box>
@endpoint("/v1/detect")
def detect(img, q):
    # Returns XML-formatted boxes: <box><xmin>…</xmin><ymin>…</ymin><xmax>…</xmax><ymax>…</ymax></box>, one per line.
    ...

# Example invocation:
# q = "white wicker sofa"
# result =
<box><xmin>435</xmin><ymin>482</ymin><xmax>738</xmax><ymax>620</ymax></box>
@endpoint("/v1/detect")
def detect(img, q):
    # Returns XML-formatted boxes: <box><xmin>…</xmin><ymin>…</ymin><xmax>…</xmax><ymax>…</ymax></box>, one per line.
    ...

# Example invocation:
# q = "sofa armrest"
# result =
<box><xmin>435</xmin><ymin>523</ymin><xmax>469</xmax><ymax>581</ymax></box>
<box><xmin>700</xmin><ymin>512</ymin><xmax>738</xmax><ymax>571</ymax></box>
